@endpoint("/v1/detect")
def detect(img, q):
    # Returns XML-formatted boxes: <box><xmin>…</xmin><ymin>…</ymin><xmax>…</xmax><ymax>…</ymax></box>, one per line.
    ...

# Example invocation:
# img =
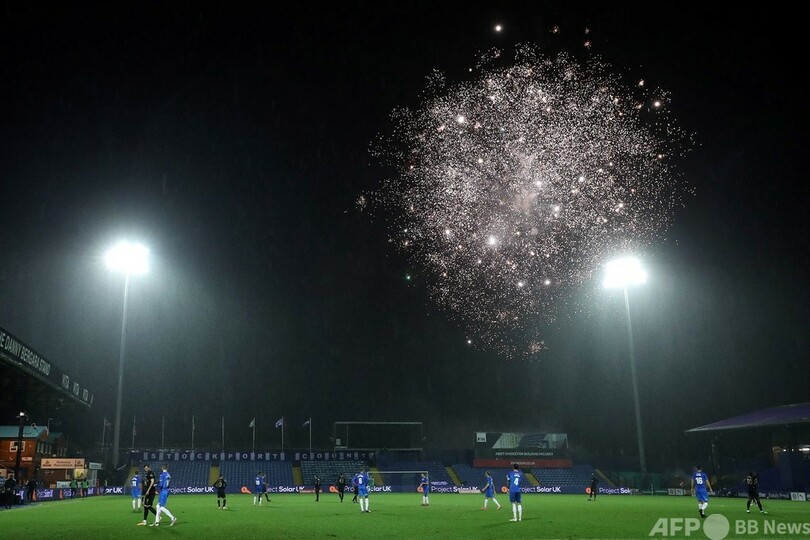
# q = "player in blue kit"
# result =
<box><xmin>419</xmin><ymin>473</ymin><xmax>430</xmax><ymax>506</ymax></box>
<box><xmin>506</xmin><ymin>464</ymin><xmax>523</xmax><ymax>522</ymax></box>
<box><xmin>353</xmin><ymin>468</ymin><xmax>370</xmax><ymax>513</ymax></box>
<box><xmin>480</xmin><ymin>471</ymin><xmax>501</xmax><ymax>510</ymax></box>
<box><xmin>153</xmin><ymin>464</ymin><xmax>177</xmax><ymax>527</ymax></box>
<box><xmin>131</xmin><ymin>473</ymin><xmax>141</xmax><ymax>510</ymax></box>
<box><xmin>253</xmin><ymin>472</ymin><xmax>265</xmax><ymax>505</ymax></box>
<box><xmin>691</xmin><ymin>465</ymin><xmax>713</xmax><ymax>519</ymax></box>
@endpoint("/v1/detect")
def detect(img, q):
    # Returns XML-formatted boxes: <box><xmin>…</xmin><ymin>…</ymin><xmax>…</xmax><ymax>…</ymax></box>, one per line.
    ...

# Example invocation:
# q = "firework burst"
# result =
<box><xmin>367</xmin><ymin>44</ymin><xmax>691</xmax><ymax>358</ymax></box>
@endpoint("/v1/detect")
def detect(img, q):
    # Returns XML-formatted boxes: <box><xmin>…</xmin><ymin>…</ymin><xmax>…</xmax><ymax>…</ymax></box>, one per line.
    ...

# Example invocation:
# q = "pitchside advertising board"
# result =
<box><xmin>22</xmin><ymin>484</ymin><xmax>639</xmax><ymax>499</ymax></box>
<box><xmin>24</xmin><ymin>484</ymin><xmax>810</xmax><ymax>502</ymax></box>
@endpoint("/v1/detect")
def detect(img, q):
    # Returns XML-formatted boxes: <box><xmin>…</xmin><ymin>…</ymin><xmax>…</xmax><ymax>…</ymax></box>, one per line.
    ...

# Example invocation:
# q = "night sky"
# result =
<box><xmin>1</xmin><ymin>3</ymin><xmax>807</xmax><ymax>464</ymax></box>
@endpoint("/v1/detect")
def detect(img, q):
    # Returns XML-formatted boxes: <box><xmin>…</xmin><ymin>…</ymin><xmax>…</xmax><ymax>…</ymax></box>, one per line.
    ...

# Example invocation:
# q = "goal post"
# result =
<box><xmin>377</xmin><ymin>470</ymin><xmax>429</xmax><ymax>486</ymax></box>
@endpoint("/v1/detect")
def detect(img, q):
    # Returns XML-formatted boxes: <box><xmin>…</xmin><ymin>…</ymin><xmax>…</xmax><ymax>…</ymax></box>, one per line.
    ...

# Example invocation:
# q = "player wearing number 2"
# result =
<box><xmin>506</xmin><ymin>464</ymin><xmax>523</xmax><ymax>522</ymax></box>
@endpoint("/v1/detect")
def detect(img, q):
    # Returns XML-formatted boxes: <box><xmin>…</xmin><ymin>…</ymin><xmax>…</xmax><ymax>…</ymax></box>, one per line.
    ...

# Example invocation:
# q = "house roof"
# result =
<box><xmin>0</xmin><ymin>425</ymin><xmax>49</xmax><ymax>439</ymax></box>
<box><xmin>0</xmin><ymin>426</ymin><xmax>48</xmax><ymax>439</ymax></box>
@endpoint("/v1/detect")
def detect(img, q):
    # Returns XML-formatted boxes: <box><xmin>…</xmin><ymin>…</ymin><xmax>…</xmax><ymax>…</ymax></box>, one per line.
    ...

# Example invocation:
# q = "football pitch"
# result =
<box><xmin>1</xmin><ymin>493</ymin><xmax>807</xmax><ymax>539</ymax></box>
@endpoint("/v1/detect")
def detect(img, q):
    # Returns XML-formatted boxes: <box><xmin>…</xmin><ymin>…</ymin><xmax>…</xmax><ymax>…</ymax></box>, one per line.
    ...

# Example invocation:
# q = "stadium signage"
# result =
<box><xmin>35</xmin><ymin>488</ymin><xmax>56</xmax><ymax>500</ymax></box>
<box><xmin>429</xmin><ymin>486</ymin><xmax>459</xmax><ymax>493</ymax></box>
<box><xmin>493</xmin><ymin>450</ymin><xmax>556</xmax><ymax>458</ymax></box>
<box><xmin>41</xmin><ymin>458</ymin><xmax>86</xmax><ymax>469</ymax></box>
<box><xmin>0</xmin><ymin>326</ymin><xmax>93</xmax><ymax>406</ymax></box>
<box><xmin>598</xmin><ymin>487</ymin><xmax>633</xmax><ymax>495</ymax></box>
<box><xmin>294</xmin><ymin>451</ymin><xmax>375</xmax><ymax>461</ymax></box>
<box><xmin>492</xmin><ymin>485</ymin><xmax>632</xmax><ymax>495</ymax></box>
<box><xmin>136</xmin><ymin>451</ymin><xmax>286</xmax><ymax>461</ymax></box>
<box><xmin>269</xmin><ymin>486</ymin><xmax>302</xmax><ymax>493</ymax></box>
<box><xmin>532</xmin><ymin>486</ymin><xmax>562</xmax><ymax>493</ymax></box>
<box><xmin>0</xmin><ymin>329</ymin><xmax>51</xmax><ymax>376</ymax></box>
<box><xmin>167</xmin><ymin>486</ymin><xmax>215</xmax><ymax>494</ymax></box>
<box><xmin>473</xmin><ymin>458</ymin><xmax>572</xmax><ymax>468</ymax></box>
<box><xmin>133</xmin><ymin>449</ymin><xmax>374</xmax><ymax>462</ymax></box>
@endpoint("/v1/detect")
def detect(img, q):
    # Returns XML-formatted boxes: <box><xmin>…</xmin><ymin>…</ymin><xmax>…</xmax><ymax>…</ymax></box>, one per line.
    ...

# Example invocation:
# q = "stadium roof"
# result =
<box><xmin>0</xmin><ymin>326</ymin><xmax>93</xmax><ymax>413</ymax></box>
<box><xmin>685</xmin><ymin>403</ymin><xmax>810</xmax><ymax>433</ymax></box>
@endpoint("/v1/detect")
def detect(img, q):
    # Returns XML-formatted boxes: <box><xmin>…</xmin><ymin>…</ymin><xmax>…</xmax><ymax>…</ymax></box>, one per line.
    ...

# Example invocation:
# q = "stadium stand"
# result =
<box><xmin>453</xmin><ymin>464</ymin><xmax>511</xmax><ymax>490</ymax></box>
<box><xmin>532</xmin><ymin>464</ymin><xmax>595</xmax><ymax>487</ymax></box>
<box><xmin>300</xmin><ymin>460</ymin><xmax>365</xmax><ymax>486</ymax></box>
<box><xmin>729</xmin><ymin>467</ymin><xmax>784</xmax><ymax>493</ymax></box>
<box><xmin>454</xmin><ymin>464</ymin><xmax>597</xmax><ymax>489</ymax></box>
<box><xmin>219</xmin><ymin>461</ymin><xmax>294</xmax><ymax>488</ymax></box>
<box><xmin>131</xmin><ymin>461</ymin><xmax>211</xmax><ymax>487</ymax></box>
<box><xmin>164</xmin><ymin>461</ymin><xmax>211</xmax><ymax>486</ymax></box>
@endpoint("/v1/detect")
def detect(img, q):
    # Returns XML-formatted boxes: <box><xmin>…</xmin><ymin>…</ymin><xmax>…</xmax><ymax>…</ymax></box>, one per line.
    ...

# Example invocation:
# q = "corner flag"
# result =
<box><xmin>275</xmin><ymin>417</ymin><xmax>284</xmax><ymax>428</ymax></box>
<box><xmin>249</xmin><ymin>418</ymin><xmax>256</xmax><ymax>428</ymax></box>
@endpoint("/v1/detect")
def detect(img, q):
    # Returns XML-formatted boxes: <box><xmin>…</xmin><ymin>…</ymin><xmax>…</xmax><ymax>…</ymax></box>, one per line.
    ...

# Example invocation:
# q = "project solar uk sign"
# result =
<box><xmin>649</xmin><ymin>514</ymin><xmax>810</xmax><ymax>539</ymax></box>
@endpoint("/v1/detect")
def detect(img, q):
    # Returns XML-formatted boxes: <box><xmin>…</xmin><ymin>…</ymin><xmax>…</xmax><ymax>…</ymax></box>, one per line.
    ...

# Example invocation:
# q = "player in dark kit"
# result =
<box><xmin>336</xmin><ymin>474</ymin><xmax>346</xmax><ymax>502</ymax></box>
<box><xmin>137</xmin><ymin>464</ymin><xmax>158</xmax><ymax>526</ymax></box>
<box><xmin>213</xmin><ymin>475</ymin><xmax>227</xmax><ymax>509</ymax></box>
<box><xmin>744</xmin><ymin>472</ymin><xmax>767</xmax><ymax>514</ymax></box>
<box><xmin>314</xmin><ymin>475</ymin><xmax>321</xmax><ymax>502</ymax></box>
<box><xmin>587</xmin><ymin>473</ymin><xmax>599</xmax><ymax>500</ymax></box>
<box><xmin>262</xmin><ymin>472</ymin><xmax>271</xmax><ymax>502</ymax></box>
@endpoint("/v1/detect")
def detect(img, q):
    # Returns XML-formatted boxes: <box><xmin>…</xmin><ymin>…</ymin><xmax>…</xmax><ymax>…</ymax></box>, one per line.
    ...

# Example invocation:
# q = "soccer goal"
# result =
<box><xmin>376</xmin><ymin>470</ymin><xmax>429</xmax><ymax>489</ymax></box>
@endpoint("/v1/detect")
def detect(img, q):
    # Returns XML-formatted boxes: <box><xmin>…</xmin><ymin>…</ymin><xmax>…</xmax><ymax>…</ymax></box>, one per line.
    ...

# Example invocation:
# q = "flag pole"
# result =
<box><xmin>131</xmin><ymin>414</ymin><xmax>136</xmax><ymax>450</ymax></box>
<box><xmin>309</xmin><ymin>418</ymin><xmax>312</xmax><ymax>454</ymax></box>
<box><xmin>101</xmin><ymin>415</ymin><xmax>107</xmax><ymax>456</ymax></box>
<box><xmin>282</xmin><ymin>417</ymin><xmax>284</xmax><ymax>450</ymax></box>
<box><xmin>221</xmin><ymin>416</ymin><xmax>225</xmax><ymax>454</ymax></box>
<box><xmin>191</xmin><ymin>415</ymin><xmax>195</xmax><ymax>452</ymax></box>
<box><xmin>252</xmin><ymin>422</ymin><xmax>256</xmax><ymax>454</ymax></box>
<box><xmin>161</xmin><ymin>415</ymin><xmax>165</xmax><ymax>448</ymax></box>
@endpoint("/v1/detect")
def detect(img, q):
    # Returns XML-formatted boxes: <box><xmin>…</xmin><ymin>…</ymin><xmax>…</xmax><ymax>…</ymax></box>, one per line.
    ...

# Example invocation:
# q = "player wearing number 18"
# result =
<box><xmin>506</xmin><ymin>464</ymin><xmax>523</xmax><ymax>522</ymax></box>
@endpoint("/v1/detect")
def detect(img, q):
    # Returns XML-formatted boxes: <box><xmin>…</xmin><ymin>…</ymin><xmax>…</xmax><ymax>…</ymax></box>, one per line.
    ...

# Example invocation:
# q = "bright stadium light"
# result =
<box><xmin>603</xmin><ymin>256</ymin><xmax>647</xmax><ymax>289</ymax></box>
<box><xmin>105</xmin><ymin>241</ymin><xmax>149</xmax><ymax>275</ymax></box>
<box><xmin>105</xmin><ymin>241</ymin><xmax>149</xmax><ymax>469</ymax></box>
<box><xmin>604</xmin><ymin>256</ymin><xmax>647</xmax><ymax>487</ymax></box>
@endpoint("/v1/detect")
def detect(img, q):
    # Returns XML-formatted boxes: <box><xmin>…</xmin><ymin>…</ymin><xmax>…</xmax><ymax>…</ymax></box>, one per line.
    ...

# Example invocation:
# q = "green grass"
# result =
<box><xmin>1</xmin><ymin>493</ymin><xmax>808</xmax><ymax>539</ymax></box>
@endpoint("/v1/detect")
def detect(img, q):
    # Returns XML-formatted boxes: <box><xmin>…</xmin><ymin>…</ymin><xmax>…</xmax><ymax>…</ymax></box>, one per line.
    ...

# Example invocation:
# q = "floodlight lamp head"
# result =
<box><xmin>603</xmin><ymin>256</ymin><xmax>647</xmax><ymax>289</ymax></box>
<box><xmin>105</xmin><ymin>241</ymin><xmax>149</xmax><ymax>275</ymax></box>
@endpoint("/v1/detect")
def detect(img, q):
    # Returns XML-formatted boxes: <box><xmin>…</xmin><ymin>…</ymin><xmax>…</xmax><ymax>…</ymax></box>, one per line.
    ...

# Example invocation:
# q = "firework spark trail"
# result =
<box><xmin>367</xmin><ymin>44</ymin><xmax>691</xmax><ymax>358</ymax></box>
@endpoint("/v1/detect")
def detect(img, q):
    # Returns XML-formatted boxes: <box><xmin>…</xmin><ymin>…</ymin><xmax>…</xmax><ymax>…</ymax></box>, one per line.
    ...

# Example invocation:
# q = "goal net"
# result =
<box><xmin>371</xmin><ymin>470</ymin><xmax>431</xmax><ymax>492</ymax></box>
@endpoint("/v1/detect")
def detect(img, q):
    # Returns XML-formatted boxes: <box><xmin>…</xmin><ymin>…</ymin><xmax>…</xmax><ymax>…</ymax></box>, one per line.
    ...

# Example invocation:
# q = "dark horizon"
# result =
<box><xmin>1</xmin><ymin>3</ymin><xmax>807</xmax><ymax>468</ymax></box>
